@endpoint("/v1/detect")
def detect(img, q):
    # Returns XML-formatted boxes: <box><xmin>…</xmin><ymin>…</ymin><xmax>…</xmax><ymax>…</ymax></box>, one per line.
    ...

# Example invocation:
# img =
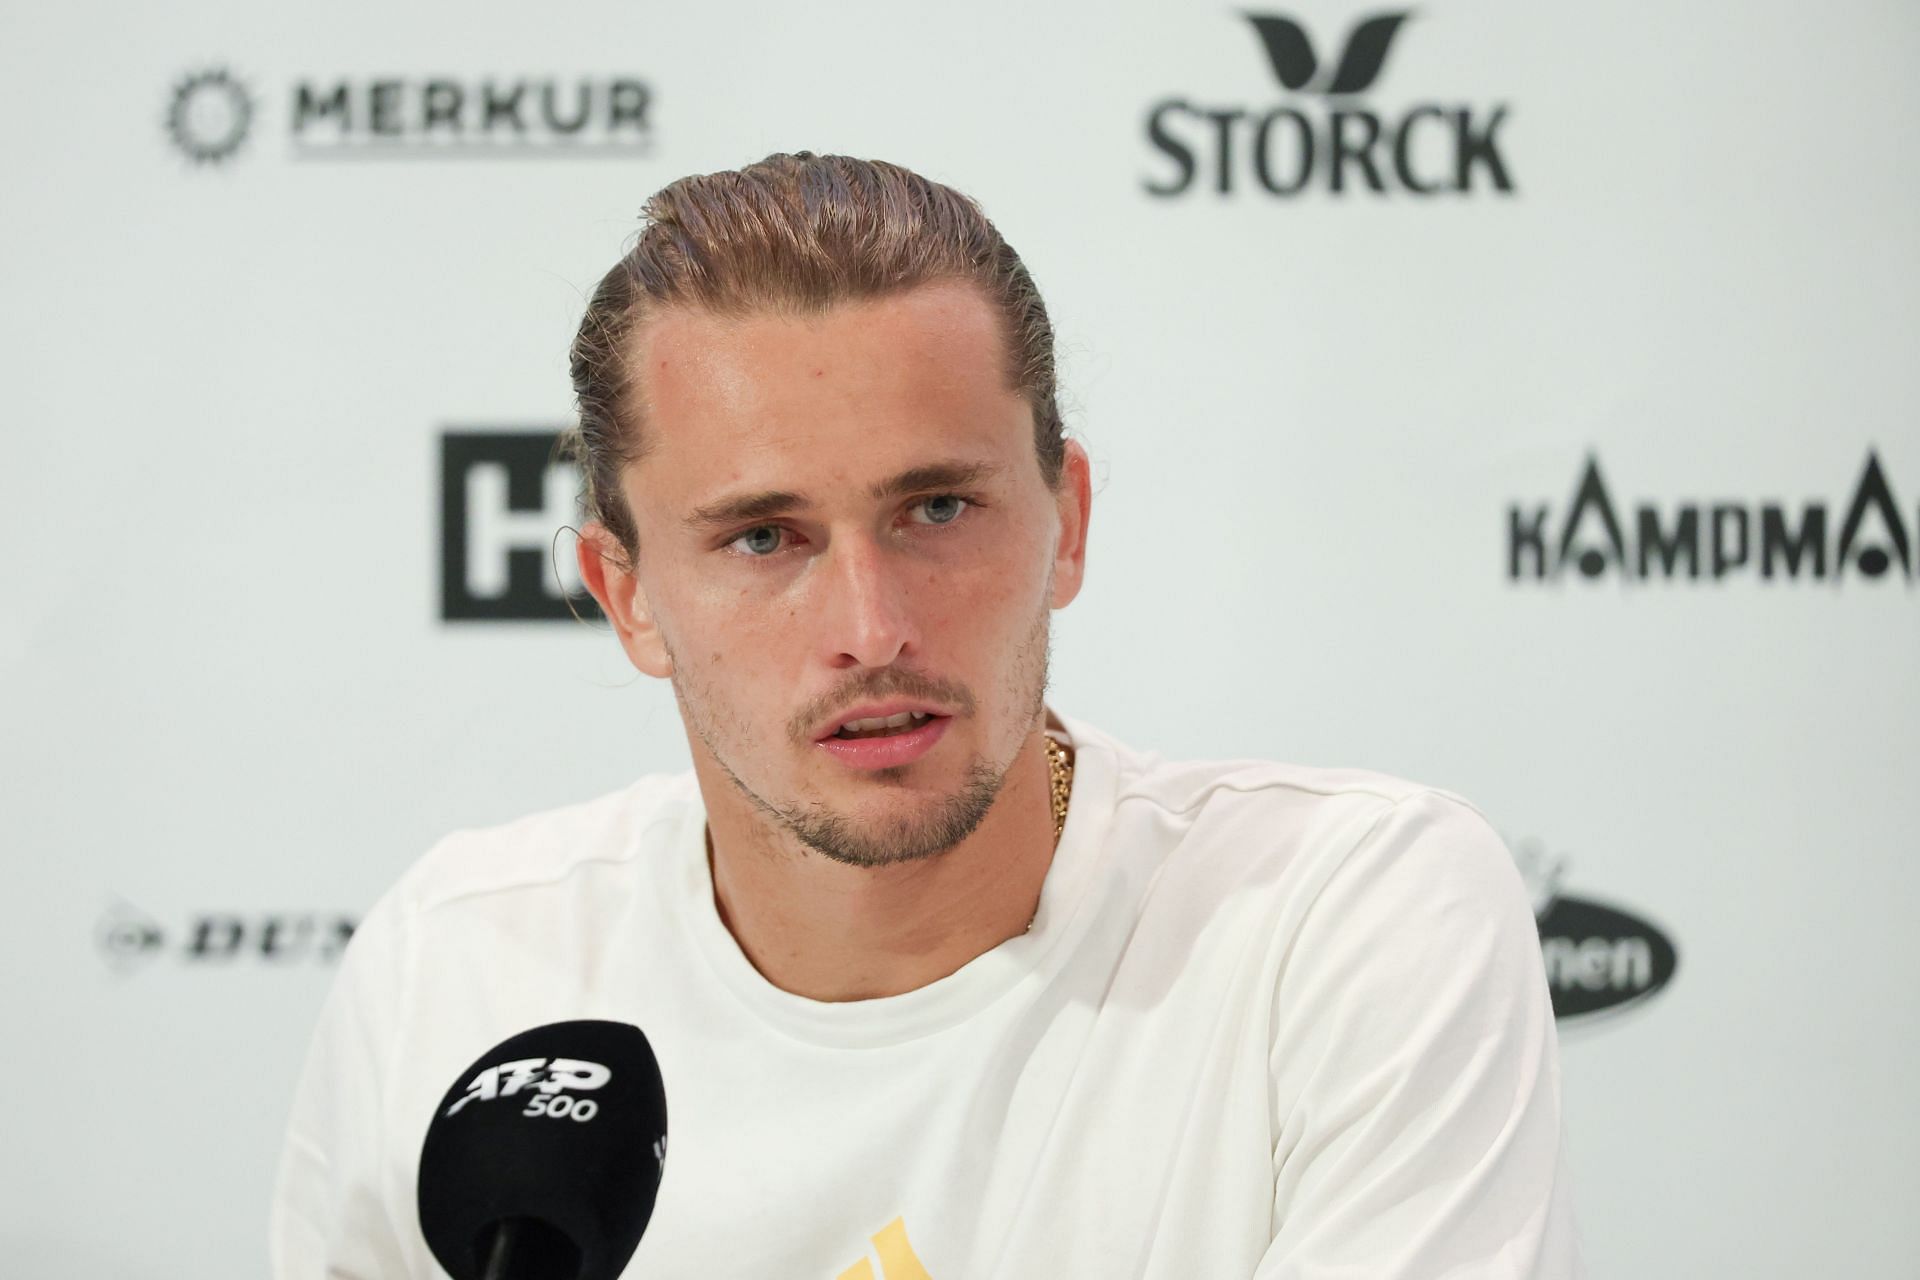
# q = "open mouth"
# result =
<box><xmin>831</xmin><ymin>711</ymin><xmax>943</xmax><ymax>741</ymax></box>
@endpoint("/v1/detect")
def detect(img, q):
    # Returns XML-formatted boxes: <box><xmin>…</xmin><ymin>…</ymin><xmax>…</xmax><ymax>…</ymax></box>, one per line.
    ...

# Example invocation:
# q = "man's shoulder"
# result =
<box><xmin>1088</xmin><ymin>718</ymin><xmax>1459</xmax><ymax>826</ymax></box>
<box><xmin>390</xmin><ymin>770</ymin><xmax>699</xmax><ymax>916</ymax></box>
<box><xmin>1075</xmin><ymin>714</ymin><xmax>1504</xmax><ymax>879</ymax></box>
<box><xmin>1118</xmin><ymin>752</ymin><xmax>1442</xmax><ymax>818</ymax></box>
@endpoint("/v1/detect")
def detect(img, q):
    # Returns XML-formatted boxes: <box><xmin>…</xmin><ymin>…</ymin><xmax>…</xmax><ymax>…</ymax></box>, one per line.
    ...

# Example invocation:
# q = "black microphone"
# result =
<box><xmin>417</xmin><ymin>1020</ymin><xmax>668</xmax><ymax>1280</ymax></box>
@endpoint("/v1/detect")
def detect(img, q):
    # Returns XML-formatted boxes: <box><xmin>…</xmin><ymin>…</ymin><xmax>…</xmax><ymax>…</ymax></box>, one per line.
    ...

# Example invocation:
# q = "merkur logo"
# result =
<box><xmin>164</xmin><ymin>64</ymin><xmax>654</xmax><ymax>165</ymax></box>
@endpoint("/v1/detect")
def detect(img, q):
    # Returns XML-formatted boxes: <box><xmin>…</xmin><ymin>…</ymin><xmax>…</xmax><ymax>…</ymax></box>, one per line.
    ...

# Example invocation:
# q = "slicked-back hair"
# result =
<box><xmin>564</xmin><ymin>151</ymin><xmax>1067</xmax><ymax>564</ymax></box>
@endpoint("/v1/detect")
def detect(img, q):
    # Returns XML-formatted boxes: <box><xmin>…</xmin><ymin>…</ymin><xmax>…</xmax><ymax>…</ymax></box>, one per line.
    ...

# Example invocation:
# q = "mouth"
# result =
<box><xmin>814</xmin><ymin>713</ymin><xmax>952</xmax><ymax>770</ymax></box>
<box><xmin>812</xmin><ymin>702</ymin><xmax>954</xmax><ymax>743</ymax></box>
<box><xmin>827</xmin><ymin>710</ymin><xmax>942</xmax><ymax>741</ymax></box>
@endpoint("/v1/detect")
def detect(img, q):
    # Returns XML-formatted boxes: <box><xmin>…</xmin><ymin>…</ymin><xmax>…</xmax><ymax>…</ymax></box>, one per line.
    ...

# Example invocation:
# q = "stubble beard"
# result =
<box><xmin>667</xmin><ymin>599</ymin><xmax>1054</xmax><ymax>870</ymax></box>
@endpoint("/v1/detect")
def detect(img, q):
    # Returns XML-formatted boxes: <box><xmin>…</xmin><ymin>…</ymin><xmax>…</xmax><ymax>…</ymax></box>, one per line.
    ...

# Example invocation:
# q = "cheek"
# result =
<box><xmin>920</xmin><ymin>547</ymin><xmax>1051</xmax><ymax>663</ymax></box>
<box><xmin>668</xmin><ymin>584</ymin><xmax>817</xmax><ymax>708</ymax></box>
<box><xmin>685</xmin><ymin>598</ymin><xmax>785</xmax><ymax>670</ymax></box>
<box><xmin>937</xmin><ymin>564</ymin><xmax>1025</xmax><ymax>628</ymax></box>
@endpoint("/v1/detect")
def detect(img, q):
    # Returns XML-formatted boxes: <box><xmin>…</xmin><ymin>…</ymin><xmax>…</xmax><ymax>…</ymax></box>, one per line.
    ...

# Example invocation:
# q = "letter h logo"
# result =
<box><xmin>440</xmin><ymin>429</ymin><xmax>599</xmax><ymax>621</ymax></box>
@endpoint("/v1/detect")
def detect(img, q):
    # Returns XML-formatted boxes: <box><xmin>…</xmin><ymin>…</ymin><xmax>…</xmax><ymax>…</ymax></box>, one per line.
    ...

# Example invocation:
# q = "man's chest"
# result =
<box><xmin>613</xmin><ymin>987</ymin><xmax>1278</xmax><ymax>1278</ymax></box>
<box><xmin>384</xmin><ymin>866</ymin><xmax>1295</xmax><ymax>1278</ymax></box>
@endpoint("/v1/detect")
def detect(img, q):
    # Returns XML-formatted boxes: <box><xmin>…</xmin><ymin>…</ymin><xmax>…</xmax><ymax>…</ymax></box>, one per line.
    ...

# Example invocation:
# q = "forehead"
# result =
<box><xmin>624</xmin><ymin>281</ymin><xmax>1030</xmax><ymax>508</ymax></box>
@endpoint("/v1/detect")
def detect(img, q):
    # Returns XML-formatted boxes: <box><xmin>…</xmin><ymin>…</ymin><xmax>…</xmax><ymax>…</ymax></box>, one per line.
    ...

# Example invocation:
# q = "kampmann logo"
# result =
<box><xmin>1143</xmin><ymin>11</ymin><xmax>1513</xmax><ymax>198</ymax></box>
<box><xmin>166</xmin><ymin>65</ymin><xmax>652</xmax><ymax>163</ymax></box>
<box><xmin>1514</xmin><ymin>840</ymin><xmax>1678</xmax><ymax>1024</ymax></box>
<box><xmin>440</xmin><ymin>430</ymin><xmax>600</xmax><ymax>622</ymax></box>
<box><xmin>1509</xmin><ymin>453</ymin><xmax>1915</xmax><ymax>585</ymax></box>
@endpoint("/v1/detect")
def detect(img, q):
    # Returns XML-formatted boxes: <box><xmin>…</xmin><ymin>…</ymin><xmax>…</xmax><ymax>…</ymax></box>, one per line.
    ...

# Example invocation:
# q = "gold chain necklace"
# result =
<box><xmin>1030</xmin><ymin>734</ymin><xmax>1075</xmax><ymax>933</ymax></box>
<box><xmin>1045</xmin><ymin>735</ymin><xmax>1073</xmax><ymax>842</ymax></box>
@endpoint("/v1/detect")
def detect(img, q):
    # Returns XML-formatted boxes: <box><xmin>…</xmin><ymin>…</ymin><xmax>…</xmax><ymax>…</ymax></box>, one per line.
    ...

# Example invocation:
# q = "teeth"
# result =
<box><xmin>838</xmin><ymin>710</ymin><xmax>932</xmax><ymax>734</ymax></box>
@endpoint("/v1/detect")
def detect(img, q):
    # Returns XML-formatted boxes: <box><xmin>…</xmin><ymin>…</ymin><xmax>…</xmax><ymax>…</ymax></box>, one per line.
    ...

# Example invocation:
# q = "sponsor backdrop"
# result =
<box><xmin>2</xmin><ymin>0</ymin><xmax>1914</xmax><ymax>1275</ymax></box>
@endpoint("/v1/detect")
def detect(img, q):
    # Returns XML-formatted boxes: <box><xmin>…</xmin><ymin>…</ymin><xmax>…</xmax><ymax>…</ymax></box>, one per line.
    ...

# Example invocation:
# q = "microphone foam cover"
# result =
<box><xmin>417</xmin><ymin>1019</ymin><xmax>667</xmax><ymax>1280</ymax></box>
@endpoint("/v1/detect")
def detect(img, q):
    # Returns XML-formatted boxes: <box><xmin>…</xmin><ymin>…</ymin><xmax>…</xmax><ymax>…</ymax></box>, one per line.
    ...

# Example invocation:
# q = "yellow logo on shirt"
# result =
<box><xmin>834</xmin><ymin>1216</ymin><xmax>933</xmax><ymax>1280</ymax></box>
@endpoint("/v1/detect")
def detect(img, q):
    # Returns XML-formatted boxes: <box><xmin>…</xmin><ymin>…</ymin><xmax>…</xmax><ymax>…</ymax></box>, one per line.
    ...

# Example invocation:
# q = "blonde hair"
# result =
<box><xmin>565</xmin><ymin>151</ymin><xmax>1066</xmax><ymax>560</ymax></box>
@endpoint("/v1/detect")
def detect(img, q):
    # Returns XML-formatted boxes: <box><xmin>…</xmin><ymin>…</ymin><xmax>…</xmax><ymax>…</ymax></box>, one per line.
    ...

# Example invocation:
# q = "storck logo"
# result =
<box><xmin>1143</xmin><ymin>11</ymin><xmax>1514</xmax><ymax>198</ymax></box>
<box><xmin>1242</xmin><ymin>12</ymin><xmax>1410</xmax><ymax>95</ymax></box>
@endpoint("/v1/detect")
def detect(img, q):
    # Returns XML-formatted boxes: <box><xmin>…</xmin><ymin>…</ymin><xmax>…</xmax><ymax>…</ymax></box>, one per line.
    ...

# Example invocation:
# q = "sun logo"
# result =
<box><xmin>166</xmin><ymin>67</ymin><xmax>254</xmax><ymax>164</ymax></box>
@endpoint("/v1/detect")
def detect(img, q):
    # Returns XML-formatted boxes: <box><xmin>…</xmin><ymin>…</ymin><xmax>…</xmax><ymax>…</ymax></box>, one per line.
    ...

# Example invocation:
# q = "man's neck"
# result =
<box><xmin>698</xmin><ymin>729</ymin><xmax>1059</xmax><ymax>1002</ymax></box>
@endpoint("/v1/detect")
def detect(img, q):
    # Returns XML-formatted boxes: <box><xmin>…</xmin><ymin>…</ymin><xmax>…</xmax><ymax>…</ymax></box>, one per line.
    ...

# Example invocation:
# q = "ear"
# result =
<box><xmin>1047</xmin><ymin>439</ymin><xmax>1093</xmax><ymax>609</ymax></box>
<box><xmin>577</xmin><ymin>522</ymin><xmax>674</xmax><ymax>678</ymax></box>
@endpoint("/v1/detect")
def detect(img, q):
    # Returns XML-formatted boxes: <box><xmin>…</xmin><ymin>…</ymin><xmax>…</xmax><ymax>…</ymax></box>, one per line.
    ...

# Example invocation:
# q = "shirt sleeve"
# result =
<box><xmin>268</xmin><ymin>882</ymin><xmax>419</xmax><ymax>1279</ymax></box>
<box><xmin>1255</xmin><ymin>790</ymin><xmax>1585</xmax><ymax>1279</ymax></box>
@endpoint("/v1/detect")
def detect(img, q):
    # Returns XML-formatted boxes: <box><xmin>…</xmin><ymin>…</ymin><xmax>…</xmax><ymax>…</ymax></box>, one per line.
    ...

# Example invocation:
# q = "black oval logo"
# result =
<box><xmin>1536</xmin><ymin>895</ymin><xmax>1678</xmax><ymax>1021</ymax></box>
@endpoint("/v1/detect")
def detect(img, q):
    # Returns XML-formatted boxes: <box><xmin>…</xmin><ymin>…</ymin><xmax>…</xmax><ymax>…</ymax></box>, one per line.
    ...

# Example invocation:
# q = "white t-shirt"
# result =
<box><xmin>271</xmin><ymin>705</ymin><xmax>1583</xmax><ymax>1278</ymax></box>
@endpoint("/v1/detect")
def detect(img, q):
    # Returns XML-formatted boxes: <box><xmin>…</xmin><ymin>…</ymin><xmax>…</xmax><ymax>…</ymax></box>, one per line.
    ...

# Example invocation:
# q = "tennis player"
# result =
<box><xmin>272</xmin><ymin>151</ymin><xmax>1582</xmax><ymax>1278</ymax></box>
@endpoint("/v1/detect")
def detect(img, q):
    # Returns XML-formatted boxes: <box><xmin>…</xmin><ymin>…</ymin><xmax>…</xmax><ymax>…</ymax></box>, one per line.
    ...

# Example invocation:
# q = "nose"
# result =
<box><xmin>820</xmin><ymin>530</ymin><xmax>920</xmax><ymax>670</ymax></box>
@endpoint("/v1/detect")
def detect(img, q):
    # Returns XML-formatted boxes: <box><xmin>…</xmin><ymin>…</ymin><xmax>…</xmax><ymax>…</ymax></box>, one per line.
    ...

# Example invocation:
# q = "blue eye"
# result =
<box><xmin>727</xmin><ymin>526</ymin><xmax>789</xmax><ymax>557</ymax></box>
<box><xmin>914</xmin><ymin>494</ymin><xmax>970</xmax><ymax>525</ymax></box>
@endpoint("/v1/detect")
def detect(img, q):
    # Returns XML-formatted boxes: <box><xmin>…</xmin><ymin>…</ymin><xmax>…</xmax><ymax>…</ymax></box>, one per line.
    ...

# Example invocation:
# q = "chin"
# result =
<box><xmin>786</xmin><ymin>762</ymin><xmax>1006</xmax><ymax>868</ymax></box>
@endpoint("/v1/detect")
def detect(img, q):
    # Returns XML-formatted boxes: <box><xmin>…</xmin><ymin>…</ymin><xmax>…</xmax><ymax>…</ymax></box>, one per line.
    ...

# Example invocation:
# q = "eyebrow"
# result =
<box><xmin>680</xmin><ymin>459</ymin><xmax>1006</xmax><ymax>534</ymax></box>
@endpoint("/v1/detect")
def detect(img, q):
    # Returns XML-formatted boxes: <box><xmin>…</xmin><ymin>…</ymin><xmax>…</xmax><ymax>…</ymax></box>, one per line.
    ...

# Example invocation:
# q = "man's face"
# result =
<box><xmin>583</xmin><ymin>280</ymin><xmax>1090</xmax><ymax>868</ymax></box>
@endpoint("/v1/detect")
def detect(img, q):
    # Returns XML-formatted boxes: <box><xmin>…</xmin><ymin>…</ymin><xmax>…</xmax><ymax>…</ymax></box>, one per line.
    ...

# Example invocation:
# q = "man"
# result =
<box><xmin>272</xmin><ymin>152</ymin><xmax>1582</xmax><ymax>1277</ymax></box>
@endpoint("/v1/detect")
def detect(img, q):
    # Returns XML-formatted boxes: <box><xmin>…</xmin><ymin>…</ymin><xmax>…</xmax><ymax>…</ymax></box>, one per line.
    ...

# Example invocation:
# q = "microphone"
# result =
<box><xmin>417</xmin><ymin>1020</ymin><xmax>668</xmax><ymax>1280</ymax></box>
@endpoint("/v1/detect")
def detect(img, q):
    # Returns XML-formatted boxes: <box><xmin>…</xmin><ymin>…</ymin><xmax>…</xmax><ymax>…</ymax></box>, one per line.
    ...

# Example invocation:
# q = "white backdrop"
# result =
<box><xmin>3</xmin><ymin>1</ymin><xmax>1916</xmax><ymax>1275</ymax></box>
